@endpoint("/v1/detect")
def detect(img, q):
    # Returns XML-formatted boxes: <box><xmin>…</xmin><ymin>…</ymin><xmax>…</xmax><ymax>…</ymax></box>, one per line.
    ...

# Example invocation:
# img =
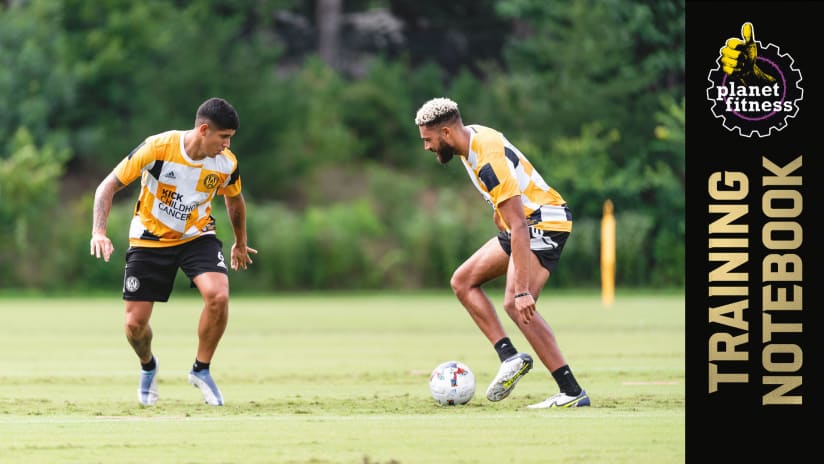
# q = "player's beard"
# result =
<box><xmin>436</xmin><ymin>141</ymin><xmax>456</xmax><ymax>164</ymax></box>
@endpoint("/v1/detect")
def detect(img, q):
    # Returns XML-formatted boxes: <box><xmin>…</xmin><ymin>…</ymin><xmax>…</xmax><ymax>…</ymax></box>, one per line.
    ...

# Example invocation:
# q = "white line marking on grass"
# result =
<box><xmin>0</xmin><ymin>411</ymin><xmax>680</xmax><ymax>426</ymax></box>
<box><xmin>95</xmin><ymin>416</ymin><xmax>191</xmax><ymax>421</ymax></box>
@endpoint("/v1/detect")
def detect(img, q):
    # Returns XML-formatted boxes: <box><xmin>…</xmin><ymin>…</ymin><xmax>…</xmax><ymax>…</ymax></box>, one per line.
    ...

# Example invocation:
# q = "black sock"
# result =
<box><xmin>494</xmin><ymin>337</ymin><xmax>518</xmax><ymax>362</ymax></box>
<box><xmin>141</xmin><ymin>356</ymin><xmax>156</xmax><ymax>371</ymax></box>
<box><xmin>193</xmin><ymin>359</ymin><xmax>210</xmax><ymax>372</ymax></box>
<box><xmin>551</xmin><ymin>364</ymin><xmax>582</xmax><ymax>396</ymax></box>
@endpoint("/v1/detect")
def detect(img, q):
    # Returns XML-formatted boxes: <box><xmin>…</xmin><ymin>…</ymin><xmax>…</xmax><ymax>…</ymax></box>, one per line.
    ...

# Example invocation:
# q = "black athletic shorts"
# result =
<box><xmin>122</xmin><ymin>235</ymin><xmax>228</xmax><ymax>302</ymax></box>
<box><xmin>497</xmin><ymin>228</ymin><xmax>570</xmax><ymax>273</ymax></box>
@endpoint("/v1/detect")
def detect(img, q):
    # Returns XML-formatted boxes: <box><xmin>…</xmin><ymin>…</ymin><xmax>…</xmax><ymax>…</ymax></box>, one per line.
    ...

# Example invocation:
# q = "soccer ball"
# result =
<box><xmin>429</xmin><ymin>361</ymin><xmax>475</xmax><ymax>406</ymax></box>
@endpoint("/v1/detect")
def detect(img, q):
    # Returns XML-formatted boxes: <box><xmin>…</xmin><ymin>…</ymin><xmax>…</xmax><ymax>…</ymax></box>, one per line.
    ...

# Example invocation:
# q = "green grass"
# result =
<box><xmin>0</xmin><ymin>290</ymin><xmax>684</xmax><ymax>463</ymax></box>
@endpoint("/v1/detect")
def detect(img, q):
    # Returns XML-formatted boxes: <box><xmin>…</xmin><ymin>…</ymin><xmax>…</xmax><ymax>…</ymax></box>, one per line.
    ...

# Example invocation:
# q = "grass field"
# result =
<box><xmin>0</xmin><ymin>290</ymin><xmax>684</xmax><ymax>463</ymax></box>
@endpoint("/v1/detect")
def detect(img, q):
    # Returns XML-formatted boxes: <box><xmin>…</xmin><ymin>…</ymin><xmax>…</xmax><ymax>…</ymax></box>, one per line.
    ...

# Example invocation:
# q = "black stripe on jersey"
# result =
<box><xmin>147</xmin><ymin>160</ymin><xmax>164</xmax><ymax>180</ymax></box>
<box><xmin>227</xmin><ymin>167</ymin><xmax>240</xmax><ymax>186</ymax></box>
<box><xmin>126</xmin><ymin>141</ymin><xmax>146</xmax><ymax>160</ymax></box>
<box><xmin>140</xmin><ymin>229</ymin><xmax>161</xmax><ymax>241</ymax></box>
<box><xmin>564</xmin><ymin>204</ymin><xmax>573</xmax><ymax>220</ymax></box>
<box><xmin>478</xmin><ymin>163</ymin><xmax>499</xmax><ymax>191</ymax></box>
<box><xmin>504</xmin><ymin>147</ymin><xmax>519</xmax><ymax>168</ymax></box>
<box><xmin>527</xmin><ymin>209</ymin><xmax>541</xmax><ymax>226</ymax></box>
<box><xmin>203</xmin><ymin>216</ymin><xmax>217</xmax><ymax>232</ymax></box>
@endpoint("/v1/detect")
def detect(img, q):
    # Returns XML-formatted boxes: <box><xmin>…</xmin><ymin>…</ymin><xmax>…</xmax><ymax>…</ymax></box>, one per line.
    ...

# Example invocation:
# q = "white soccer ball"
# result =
<box><xmin>429</xmin><ymin>360</ymin><xmax>476</xmax><ymax>406</ymax></box>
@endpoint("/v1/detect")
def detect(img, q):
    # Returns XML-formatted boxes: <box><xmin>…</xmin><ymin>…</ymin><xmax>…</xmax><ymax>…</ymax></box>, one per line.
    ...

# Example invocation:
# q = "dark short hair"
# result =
<box><xmin>196</xmin><ymin>97</ymin><xmax>239</xmax><ymax>130</ymax></box>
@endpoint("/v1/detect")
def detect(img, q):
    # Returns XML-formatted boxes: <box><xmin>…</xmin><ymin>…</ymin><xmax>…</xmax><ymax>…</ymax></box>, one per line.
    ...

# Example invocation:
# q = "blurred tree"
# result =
<box><xmin>487</xmin><ymin>0</ymin><xmax>685</xmax><ymax>284</ymax></box>
<box><xmin>389</xmin><ymin>0</ymin><xmax>513</xmax><ymax>76</ymax></box>
<box><xmin>0</xmin><ymin>128</ymin><xmax>70</xmax><ymax>287</ymax></box>
<box><xmin>0</xmin><ymin>0</ymin><xmax>77</xmax><ymax>157</ymax></box>
<box><xmin>0</xmin><ymin>0</ymin><xmax>686</xmax><ymax>290</ymax></box>
<box><xmin>316</xmin><ymin>0</ymin><xmax>342</xmax><ymax>69</ymax></box>
<box><xmin>52</xmin><ymin>0</ymin><xmax>287</xmax><ymax>174</ymax></box>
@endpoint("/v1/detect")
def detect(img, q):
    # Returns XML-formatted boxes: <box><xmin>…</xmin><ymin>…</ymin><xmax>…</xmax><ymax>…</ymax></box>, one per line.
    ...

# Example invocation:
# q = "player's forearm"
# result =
<box><xmin>91</xmin><ymin>174</ymin><xmax>120</xmax><ymax>234</ymax></box>
<box><xmin>224</xmin><ymin>194</ymin><xmax>248</xmax><ymax>246</ymax></box>
<box><xmin>509</xmin><ymin>226</ymin><xmax>531</xmax><ymax>293</ymax></box>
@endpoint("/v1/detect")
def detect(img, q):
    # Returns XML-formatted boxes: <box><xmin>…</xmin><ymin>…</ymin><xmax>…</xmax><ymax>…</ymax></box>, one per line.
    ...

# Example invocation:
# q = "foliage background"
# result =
<box><xmin>0</xmin><ymin>0</ymin><xmax>685</xmax><ymax>292</ymax></box>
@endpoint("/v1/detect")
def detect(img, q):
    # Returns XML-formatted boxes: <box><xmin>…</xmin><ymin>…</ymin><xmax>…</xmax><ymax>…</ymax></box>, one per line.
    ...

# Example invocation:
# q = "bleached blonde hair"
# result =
<box><xmin>414</xmin><ymin>97</ymin><xmax>460</xmax><ymax>126</ymax></box>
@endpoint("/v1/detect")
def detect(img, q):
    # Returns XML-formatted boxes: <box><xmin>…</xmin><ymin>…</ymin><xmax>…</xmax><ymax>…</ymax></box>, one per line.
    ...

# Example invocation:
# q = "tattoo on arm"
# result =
<box><xmin>92</xmin><ymin>174</ymin><xmax>124</xmax><ymax>234</ymax></box>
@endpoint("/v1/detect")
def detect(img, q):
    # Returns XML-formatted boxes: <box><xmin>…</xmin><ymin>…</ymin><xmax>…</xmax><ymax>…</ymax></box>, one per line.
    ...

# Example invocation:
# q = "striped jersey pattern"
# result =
<box><xmin>113</xmin><ymin>130</ymin><xmax>242</xmax><ymax>247</ymax></box>
<box><xmin>461</xmin><ymin>125</ymin><xmax>572</xmax><ymax>232</ymax></box>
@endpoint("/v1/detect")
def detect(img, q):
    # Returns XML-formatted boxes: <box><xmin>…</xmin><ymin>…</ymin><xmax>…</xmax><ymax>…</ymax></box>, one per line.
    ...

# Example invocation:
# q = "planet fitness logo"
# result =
<box><xmin>706</xmin><ymin>22</ymin><xmax>803</xmax><ymax>138</ymax></box>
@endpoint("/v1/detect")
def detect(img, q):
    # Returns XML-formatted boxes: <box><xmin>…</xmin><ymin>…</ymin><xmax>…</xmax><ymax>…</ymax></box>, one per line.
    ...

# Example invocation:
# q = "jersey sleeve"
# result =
<box><xmin>112</xmin><ymin>138</ymin><xmax>156</xmax><ymax>185</ymax></box>
<box><xmin>216</xmin><ymin>153</ymin><xmax>242</xmax><ymax>197</ymax></box>
<box><xmin>476</xmin><ymin>137</ymin><xmax>520</xmax><ymax>208</ymax></box>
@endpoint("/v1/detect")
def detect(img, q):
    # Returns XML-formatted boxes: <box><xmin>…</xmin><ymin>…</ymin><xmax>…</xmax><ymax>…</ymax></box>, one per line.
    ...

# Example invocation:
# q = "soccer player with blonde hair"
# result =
<box><xmin>415</xmin><ymin>97</ymin><xmax>589</xmax><ymax>408</ymax></box>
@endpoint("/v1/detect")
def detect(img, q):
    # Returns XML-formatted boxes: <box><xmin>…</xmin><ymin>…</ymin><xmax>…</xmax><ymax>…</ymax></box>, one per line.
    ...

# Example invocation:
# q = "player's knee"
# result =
<box><xmin>124</xmin><ymin>316</ymin><xmax>147</xmax><ymax>335</ymax></box>
<box><xmin>204</xmin><ymin>289</ymin><xmax>229</xmax><ymax>309</ymax></box>
<box><xmin>502</xmin><ymin>298</ymin><xmax>519</xmax><ymax>320</ymax></box>
<box><xmin>450</xmin><ymin>272</ymin><xmax>469</xmax><ymax>297</ymax></box>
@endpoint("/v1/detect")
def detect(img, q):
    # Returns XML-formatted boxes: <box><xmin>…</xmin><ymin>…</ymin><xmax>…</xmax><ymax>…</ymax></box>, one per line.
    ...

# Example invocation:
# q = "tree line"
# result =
<box><xmin>0</xmin><ymin>0</ymin><xmax>685</xmax><ymax>292</ymax></box>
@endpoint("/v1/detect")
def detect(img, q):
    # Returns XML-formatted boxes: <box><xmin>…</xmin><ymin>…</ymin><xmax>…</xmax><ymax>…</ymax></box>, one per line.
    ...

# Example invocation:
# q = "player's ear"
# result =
<box><xmin>198</xmin><ymin>123</ymin><xmax>210</xmax><ymax>135</ymax></box>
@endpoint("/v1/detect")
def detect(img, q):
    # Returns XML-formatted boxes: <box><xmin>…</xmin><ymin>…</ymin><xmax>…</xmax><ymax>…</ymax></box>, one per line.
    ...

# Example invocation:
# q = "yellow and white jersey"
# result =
<box><xmin>462</xmin><ymin>125</ymin><xmax>572</xmax><ymax>232</ymax></box>
<box><xmin>113</xmin><ymin>130</ymin><xmax>242</xmax><ymax>248</ymax></box>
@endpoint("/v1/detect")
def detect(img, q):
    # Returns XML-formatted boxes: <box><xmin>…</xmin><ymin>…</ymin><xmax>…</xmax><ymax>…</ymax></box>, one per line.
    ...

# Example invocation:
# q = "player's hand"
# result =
<box><xmin>90</xmin><ymin>233</ymin><xmax>114</xmax><ymax>262</ymax></box>
<box><xmin>720</xmin><ymin>22</ymin><xmax>776</xmax><ymax>85</ymax></box>
<box><xmin>514</xmin><ymin>292</ymin><xmax>536</xmax><ymax>325</ymax></box>
<box><xmin>231</xmin><ymin>243</ymin><xmax>257</xmax><ymax>271</ymax></box>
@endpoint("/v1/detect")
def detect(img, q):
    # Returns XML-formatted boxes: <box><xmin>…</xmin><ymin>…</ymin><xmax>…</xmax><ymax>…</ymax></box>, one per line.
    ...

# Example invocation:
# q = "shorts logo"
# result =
<box><xmin>706</xmin><ymin>21</ymin><xmax>803</xmax><ymax>138</ymax></box>
<box><xmin>125</xmin><ymin>276</ymin><xmax>141</xmax><ymax>293</ymax></box>
<box><xmin>217</xmin><ymin>250</ymin><xmax>227</xmax><ymax>269</ymax></box>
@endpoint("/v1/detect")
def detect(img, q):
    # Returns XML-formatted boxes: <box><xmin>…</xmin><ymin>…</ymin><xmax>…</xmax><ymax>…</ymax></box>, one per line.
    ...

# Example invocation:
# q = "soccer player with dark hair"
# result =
<box><xmin>90</xmin><ymin>97</ymin><xmax>257</xmax><ymax>406</ymax></box>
